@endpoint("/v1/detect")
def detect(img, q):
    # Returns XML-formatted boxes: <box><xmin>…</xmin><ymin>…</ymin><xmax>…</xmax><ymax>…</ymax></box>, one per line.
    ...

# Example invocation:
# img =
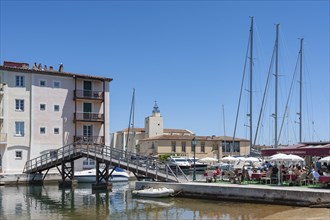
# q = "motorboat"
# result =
<box><xmin>167</xmin><ymin>156</ymin><xmax>191</xmax><ymax>171</ymax></box>
<box><xmin>132</xmin><ymin>187</ymin><xmax>175</xmax><ymax>198</ymax></box>
<box><xmin>74</xmin><ymin>167</ymin><xmax>129</xmax><ymax>183</ymax></box>
<box><xmin>186</xmin><ymin>157</ymin><xmax>208</xmax><ymax>171</ymax></box>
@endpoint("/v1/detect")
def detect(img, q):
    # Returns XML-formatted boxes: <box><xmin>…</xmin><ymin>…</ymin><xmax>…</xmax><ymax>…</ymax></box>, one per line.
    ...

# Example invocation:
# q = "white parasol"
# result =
<box><xmin>243</xmin><ymin>157</ymin><xmax>260</xmax><ymax>163</ymax></box>
<box><xmin>199</xmin><ymin>157</ymin><xmax>218</xmax><ymax>163</ymax></box>
<box><xmin>319</xmin><ymin>156</ymin><xmax>330</xmax><ymax>163</ymax></box>
<box><xmin>221</xmin><ymin>156</ymin><xmax>239</xmax><ymax>163</ymax></box>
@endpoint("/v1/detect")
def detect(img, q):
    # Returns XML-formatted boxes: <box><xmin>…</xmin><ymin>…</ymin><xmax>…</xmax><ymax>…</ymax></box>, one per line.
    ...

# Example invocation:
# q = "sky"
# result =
<box><xmin>1</xmin><ymin>0</ymin><xmax>329</xmax><ymax>146</ymax></box>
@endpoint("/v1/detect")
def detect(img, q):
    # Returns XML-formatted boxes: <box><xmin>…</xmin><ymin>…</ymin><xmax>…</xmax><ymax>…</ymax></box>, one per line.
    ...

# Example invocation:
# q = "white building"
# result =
<box><xmin>0</xmin><ymin>61</ymin><xmax>112</xmax><ymax>174</ymax></box>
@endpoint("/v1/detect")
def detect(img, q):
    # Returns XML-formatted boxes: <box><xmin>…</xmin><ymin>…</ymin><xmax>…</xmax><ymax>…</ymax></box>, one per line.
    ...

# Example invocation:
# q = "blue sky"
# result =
<box><xmin>1</xmin><ymin>1</ymin><xmax>329</xmax><ymax>146</ymax></box>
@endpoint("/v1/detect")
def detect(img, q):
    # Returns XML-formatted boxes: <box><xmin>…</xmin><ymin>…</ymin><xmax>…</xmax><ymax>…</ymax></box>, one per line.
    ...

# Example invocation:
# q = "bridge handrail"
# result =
<box><xmin>23</xmin><ymin>142</ymin><xmax>189</xmax><ymax>182</ymax></box>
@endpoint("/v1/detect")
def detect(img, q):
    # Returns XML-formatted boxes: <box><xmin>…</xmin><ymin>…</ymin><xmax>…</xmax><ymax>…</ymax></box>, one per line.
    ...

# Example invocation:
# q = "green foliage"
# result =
<box><xmin>159</xmin><ymin>154</ymin><xmax>171</xmax><ymax>161</ymax></box>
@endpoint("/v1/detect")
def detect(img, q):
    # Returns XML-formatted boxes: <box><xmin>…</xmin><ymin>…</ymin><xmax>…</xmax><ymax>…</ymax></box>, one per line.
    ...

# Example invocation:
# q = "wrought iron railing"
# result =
<box><xmin>74</xmin><ymin>136</ymin><xmax>104</xmax><ymax>144</ymax></box>
<box><xmin>74</xmin><ymin>112</ymin><xmax>104</xmax><ymax>122</ymax></box>
<box><xmin>74</xmin><ymin>90</ymin><xmax>104</xmax><ymax>100</ymax></box>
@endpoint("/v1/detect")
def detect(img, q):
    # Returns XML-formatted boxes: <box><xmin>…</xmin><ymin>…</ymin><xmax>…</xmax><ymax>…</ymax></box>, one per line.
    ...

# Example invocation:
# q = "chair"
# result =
<box><xmin>205</xmin><ymin>170</ymin><xmax>214</xmax><ymax>182</ymax></box>
<box><xmin>299</xmin><ymin>173</ymin><xmax>308</xmax><ymax>185</ymax></box>
<box><xmin>247</xmin><ymin>170</ymin><xmax>253</xmax><ymax>183</ymax></box>
<box><xmin>260</xmin><ymin>172</ymin><xmax>271</xmax><ymax>184</ymax></box>
<box><xmin>222</xmin><ymin>170</ymin><xmax>231</xmax><ymax>181</ymax></box>
<box><xmin>228</xmin><ymin>171</ymin><xmax>236</xmax><ymax>183</ymax></box>
<box><xmin>308</xmin><ymin>172</ymin><xmax>319</xmax><ymax>186</ymax></box>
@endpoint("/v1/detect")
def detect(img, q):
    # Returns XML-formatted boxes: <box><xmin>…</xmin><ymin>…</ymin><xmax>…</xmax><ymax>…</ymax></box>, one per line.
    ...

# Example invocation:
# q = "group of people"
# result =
<box><xmin>311</xmin><ymin>161</ymin><xmax>330</xmax><ymax>181</ymax></box>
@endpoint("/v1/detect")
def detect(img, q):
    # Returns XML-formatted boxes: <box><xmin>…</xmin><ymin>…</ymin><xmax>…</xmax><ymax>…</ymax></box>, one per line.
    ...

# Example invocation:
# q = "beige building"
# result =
<box><xmin>111</xmin><ymin>103</ymin><xmax>250</xmax><ymax>159</ymax></box>
<box><xmin>0</xmin><ymin>61</ymin><xmax>112</xmax><ymax>173</ymax></box>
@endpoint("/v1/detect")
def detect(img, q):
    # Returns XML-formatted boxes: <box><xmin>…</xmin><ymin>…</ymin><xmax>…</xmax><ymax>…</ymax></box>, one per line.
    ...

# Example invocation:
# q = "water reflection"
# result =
<box><xmin>0</xmin><ymin>182</ymin><xmax>325</xmax><ymax>220</ymax></box>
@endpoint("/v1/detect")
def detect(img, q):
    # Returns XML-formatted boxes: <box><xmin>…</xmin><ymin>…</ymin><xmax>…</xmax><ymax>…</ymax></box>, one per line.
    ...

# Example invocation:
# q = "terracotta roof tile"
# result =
<box><xmin>0</xmin><ymin>65</ymin><xmax>113</xmax><ymax>82</ymax></box>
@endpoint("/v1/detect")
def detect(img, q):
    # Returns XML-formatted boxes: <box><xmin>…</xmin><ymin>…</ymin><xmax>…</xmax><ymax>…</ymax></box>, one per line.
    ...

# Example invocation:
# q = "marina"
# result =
<box><xmin>0</xmin><ymin>181</ymin><xmax>329</xmax><ymax>220</ymax></box>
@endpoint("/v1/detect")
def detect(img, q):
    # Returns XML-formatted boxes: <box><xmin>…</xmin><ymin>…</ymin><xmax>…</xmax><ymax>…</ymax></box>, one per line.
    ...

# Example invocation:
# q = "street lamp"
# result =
<box><xmin>191</xmin><ymin>137</ymin><xmax>197</xmax><ymax>181</ymax></box>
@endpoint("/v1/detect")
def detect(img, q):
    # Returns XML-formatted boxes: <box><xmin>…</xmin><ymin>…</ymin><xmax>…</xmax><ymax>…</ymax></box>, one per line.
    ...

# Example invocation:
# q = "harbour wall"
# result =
<box><xmin>135</xmin><ymin>181</ymin><xmax>330</xmax><ymax>207</ymax></box>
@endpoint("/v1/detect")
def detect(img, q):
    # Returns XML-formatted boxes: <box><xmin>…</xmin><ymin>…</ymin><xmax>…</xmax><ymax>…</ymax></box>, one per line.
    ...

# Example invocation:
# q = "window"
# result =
<box><xmin>15</xmin><ymin>76</ymin><xmax>24</xmax><ymax>87</ymax></box>
<box><xmin>54</xmin><ymin>128</ymin><xmax>59</xmax><ymax>134</ymax></box>
<box><xmin>40</xmin><ymin>127</ymin><xmax>46</xmax><ymax>134</ymax></box>
<box><xmin>181</xmin><ymin>142</ymin><xmax>186</xmax><ymax>153</ymax></box>
<box><xmin>201</xmin><ymin>142</ymin><xmax>205</xmax><ymax>153</ymax></box>
<box><xmin>39</xmin><ymin>80</ymin><xmax>46</xmax><ymax>87</ymax></box>
<box><xmin>53</xmin><ymin>81</ymin><xmax>60</xmax><ymax>88</ymax></box>
<box><xmin>233</xmin><ymin>141</ymin><xmax>240</xmax><ymax>152</ymax></box>
<box><xmin>54</xmin><ymin>105</ymin><xmax>60</xmax><ymax>112</ymax></box>
<box><xmin>40</xmin><ymin>104</ymin><xmax>46</xmax><ymax>111</ymax></box>
<box><xmin>222</xmin><ymin>141</ymin><xmax>231</xmax><ymax>153</ymax></box>
<box><xmin>15</xmin><ymin>99</ymin><xmax>24</xmax><ymax>111</ymax></box>
<box><xmin>83</xmin><ymin>158</ymin><xmax>95</xmax><ymax>166</ymax></box>
<box><xmin>15</xmin><ymin>122</ymin><xmax>24</xmax><ymax>136</ymax></box>
<box><xmin>15</xmin><ymin>151</ymin><xmax>22</xmax><ymax>159</ymax></box>
<box><xmin>171</xmin><ymin>141</ymin><xmax>176</xmax><ymax>153</ymax></box>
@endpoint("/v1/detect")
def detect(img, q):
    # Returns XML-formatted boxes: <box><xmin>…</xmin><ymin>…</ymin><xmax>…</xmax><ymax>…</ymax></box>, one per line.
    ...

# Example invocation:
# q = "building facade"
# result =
<box><xmin>111</xmin><ymin>103</ymin><xmax>250</xmax><ymax>160</ymax></box>
<box><xmin>0</xmin><ymin>61</ymin><xmax>112</xmax><ymax>173</ymax></box>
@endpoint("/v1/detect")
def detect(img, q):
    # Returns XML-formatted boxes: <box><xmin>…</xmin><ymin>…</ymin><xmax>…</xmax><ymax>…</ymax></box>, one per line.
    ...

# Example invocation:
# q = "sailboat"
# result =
<box><xmin>232</xmin><ymin>17</ymin><xmax>254</xmax><ymax>154</ymax></box>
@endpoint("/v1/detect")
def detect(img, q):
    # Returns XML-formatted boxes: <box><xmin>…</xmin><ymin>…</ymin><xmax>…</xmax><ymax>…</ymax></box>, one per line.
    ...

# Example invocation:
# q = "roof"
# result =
<box><xmin>261</xmin><ymin>142</ymin><xmax>330</xmax><ymax>156</ymax></box>
<box><xmin>140</xmin><ymin>135</ymin><xmax>248</xmax><ymax>142</ymax></box>
<box><xmin>163</xmin><ymin>128</ymin><xmax>192</xmax><ymax>133</ymax></box>
<box><xmin>121</xmin><ymin>128</ymin><xmax>192</xmax><ymax>133</ymax></box>
<box><xmin>122</xmin><ymin>128</ymin><xmax>145</xmax><ymax>132</ymax></box>
<box><xmin>0</xmin><ymin>64</ymin><xmax>113</xmax><ymax>82</ymax></box>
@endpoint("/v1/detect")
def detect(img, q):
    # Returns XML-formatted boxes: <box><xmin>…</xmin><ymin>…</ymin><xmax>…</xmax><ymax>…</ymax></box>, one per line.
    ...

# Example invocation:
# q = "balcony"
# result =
<box><xmin>74</xmin><ymin>90</ymin><xmax>104</xmax><ymax>101</ymax></box>
<box><xmin>0</xmin><ymin>133</ymin><xmax>7</xmax><ymax>144</ymax></box>
<box><xmin>74</xmin><ymin>136</ymin><xmax>104</xmax><ymax>144</ymax></box>
<box><xmin>0</xmin><ymin>108</ymin><xmax>3</xmax><ymax>119</ymax></box>
<box><xmin>0</xmin><ymin>84</ymin><xmax>4</xmax><ymax>95</ymax></box>
<box><xmin>74</xmin><ymin>112</ymin><xmax>104</xmax><ymax>122</ymax></box>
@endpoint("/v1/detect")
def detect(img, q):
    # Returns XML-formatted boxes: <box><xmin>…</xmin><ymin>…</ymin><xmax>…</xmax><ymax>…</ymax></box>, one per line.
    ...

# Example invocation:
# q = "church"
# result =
<box><xmin>110</xmin><ymin>102</ymin><xmax>250</xmax><ymax>160</ymax></box>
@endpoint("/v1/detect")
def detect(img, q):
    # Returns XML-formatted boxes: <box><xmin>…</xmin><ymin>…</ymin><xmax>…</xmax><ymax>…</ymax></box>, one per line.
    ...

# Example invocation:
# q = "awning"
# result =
<box><xmin>261</xmin><ymin>144</ymin><xmax>330</xmax><ymax>157</ymax></box>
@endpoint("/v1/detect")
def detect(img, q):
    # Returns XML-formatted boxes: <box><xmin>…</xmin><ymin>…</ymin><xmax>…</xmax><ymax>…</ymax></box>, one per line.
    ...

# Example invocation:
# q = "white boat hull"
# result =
<box><xmin>132</xmin><ymin>187</ymin><xmax>175</xmax><ymax>198</ymax></box>
<box><xmin>74</xmin><ymin>169</ymin><xmax>129</xmax><ymax>183</ymax></box>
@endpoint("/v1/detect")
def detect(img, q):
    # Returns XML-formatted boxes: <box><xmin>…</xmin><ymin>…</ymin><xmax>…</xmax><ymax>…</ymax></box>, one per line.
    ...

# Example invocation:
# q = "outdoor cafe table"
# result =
<box><xmin>251</xmin><ymin>173</ymin><xmax>266</xmax><ymax>181</ymax></box>
<box><xmin>283</xmin><ymin>174</ymin><xmax>298</xmax><ymax>182</ymax></box>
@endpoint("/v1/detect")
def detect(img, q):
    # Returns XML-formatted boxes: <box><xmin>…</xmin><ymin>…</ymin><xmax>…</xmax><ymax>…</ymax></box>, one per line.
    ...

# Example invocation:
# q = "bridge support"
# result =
<box><xmin>58</xmin><ymin>161</ymin><xmax>77</xmax><ymax>188</ymax></box>
<box><xmin>92</xmin><ymin>161</ymin><xmax>112</xmax><ymax>191</ymax></box>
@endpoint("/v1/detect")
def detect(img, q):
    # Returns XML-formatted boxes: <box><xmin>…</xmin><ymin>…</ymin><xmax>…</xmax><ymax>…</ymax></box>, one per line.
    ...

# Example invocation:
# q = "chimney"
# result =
<box><xmin>32</xmin><ymin>62</ymin><xmax>38</xmax><ymax>70</ymax></box>
<box><xmin>59</xmin><ymin>64</ymin><xmax>63</xmax><ymax>72</ymax></box>
<box><xmin>3</xmin><ymin>61</ymin><xmax>29</xmax><ymax>69</ymax></box>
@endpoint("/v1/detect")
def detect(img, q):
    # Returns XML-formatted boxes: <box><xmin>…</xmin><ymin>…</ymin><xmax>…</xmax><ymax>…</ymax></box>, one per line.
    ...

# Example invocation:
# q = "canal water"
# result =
<box><xmin>0</xmin><ymin>181</ymin><xmax>329</xmax><ymax>220</ymax></box>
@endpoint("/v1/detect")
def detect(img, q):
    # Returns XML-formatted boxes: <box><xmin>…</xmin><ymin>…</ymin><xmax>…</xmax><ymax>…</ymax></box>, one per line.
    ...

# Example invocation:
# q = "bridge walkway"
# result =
<box><xmin>23</xmin><ymin>142</ymin><xmax>189</xmax><ymax>183</ymax></box>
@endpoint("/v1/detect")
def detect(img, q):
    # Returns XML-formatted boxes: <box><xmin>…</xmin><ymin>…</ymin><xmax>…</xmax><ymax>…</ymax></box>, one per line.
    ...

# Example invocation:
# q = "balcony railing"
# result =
<box><xmin>74</xmin><ymin>90</ymin><xmax>104</xmax><ymax>100</ymax></box>
<box><xmin>0</xmin><ymin>107</ymin><xmax>3</xmax><ymax>118</ymax></box>
<box><xmin>0</xmin><ymin>133</ymin><xmax>7</xmax><ymax>143</ymax></box>
<box><xmin>74</xmin><ymin>112</ymin><xmax>104</xmax><ymax>122</ymax></box>
<box><xmin>0</xmin><ymin>84</ymin><xmax>4</xmax><ymax>94</ymax></box>
<box><xmin>74</xmin><ymin>136</ymin><xmax>104</xmax><ymax>144</ymax></box>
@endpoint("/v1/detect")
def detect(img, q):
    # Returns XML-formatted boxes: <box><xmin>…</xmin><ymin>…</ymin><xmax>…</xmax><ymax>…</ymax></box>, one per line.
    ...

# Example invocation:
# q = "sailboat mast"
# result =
<box><xmin>299</xmin><ymin>38</ymin><xmax>303</xmax><ymax>143</ymax></box>
<box><xmin>125</xmin><ymin>88</ymin><xmax>135</xmax><ymax>152</ymax></box>
<box><xmin>222</xmin><ymin>105</ymin><xmax>226</xmax><ymax>136</ymax></box>
<box><xmin>249</xmin><ymin>16</ymin><xmax>254</xmax><ymax>150</ymax></box>
<box><xmin>274</xmin><ymin>24</ymin><xmax>280</xmax><ymax>149</ymax></box>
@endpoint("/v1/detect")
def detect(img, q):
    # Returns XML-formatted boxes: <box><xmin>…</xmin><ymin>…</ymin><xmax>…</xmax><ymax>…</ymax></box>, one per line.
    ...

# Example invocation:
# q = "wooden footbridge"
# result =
<box><xmin>23</xmin><ymin>142</ymin><xmax>189</xmax><ymax>187</ymax></box>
